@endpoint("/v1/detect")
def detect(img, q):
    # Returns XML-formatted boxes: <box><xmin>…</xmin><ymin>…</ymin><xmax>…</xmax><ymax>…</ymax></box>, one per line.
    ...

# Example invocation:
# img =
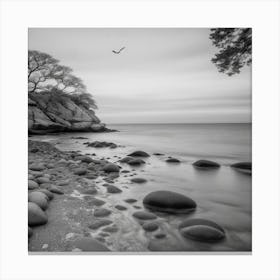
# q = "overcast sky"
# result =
<box><xmin>29</xmin><ymin>28</ymin><xmax>251</xmax><ymax>124</ymax></box>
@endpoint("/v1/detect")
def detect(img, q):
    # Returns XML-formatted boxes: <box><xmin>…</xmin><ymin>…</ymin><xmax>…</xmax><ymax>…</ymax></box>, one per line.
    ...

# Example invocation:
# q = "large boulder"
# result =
<box><xmin>143</xmin><ymin>191</ymin><xmax>197</xmax><ymax>214</ymax></box>
<box><xmin>192</xmin><ymin>159</ymin><xmax>220</xmax><ymax>169</ymax></box>
<box><xmin>127</xmin><ymin>151</ymin><xmax>150</xmax><ymax>157</ymax></box>
<box><xmin>28</xmin><ymin>202</ymin><xmax>48</xmax><ymax>226</ymax></box>
<box><xmin>28</xmin><ymin>191</ymin><xmax>49</xmax><ymax>210</ymax></box>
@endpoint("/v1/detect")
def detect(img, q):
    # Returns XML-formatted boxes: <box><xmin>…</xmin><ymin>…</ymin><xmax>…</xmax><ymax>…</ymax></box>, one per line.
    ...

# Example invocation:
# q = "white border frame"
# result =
<box><xmin>1</xmin><ymin>0</ymin><xmax>280</xmax><ymax>279</ymax></box>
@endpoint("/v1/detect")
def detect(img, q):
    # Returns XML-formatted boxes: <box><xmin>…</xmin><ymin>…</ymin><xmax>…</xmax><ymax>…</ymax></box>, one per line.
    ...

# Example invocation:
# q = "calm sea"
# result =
<box><xmin>30</xmin><ymin>123</ymin><xmax>252</xmax><ymax>251</ymax></box>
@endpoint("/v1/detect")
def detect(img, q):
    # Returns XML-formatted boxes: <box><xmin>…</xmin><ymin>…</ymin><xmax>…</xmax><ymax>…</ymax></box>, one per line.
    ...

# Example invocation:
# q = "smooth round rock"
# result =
<box><xmin>127</xmin><ymin>151</ymin><xmax>150</xmax><ymax>157</ymax></box>
<box><xmin>180</xmin><ymin>225</ymin><xmax>225</xmax><ymax>242</ymax></box>
<box><xmin>142</xmin><ymin>222</ymin><xmax>159</xmax><ymax>232</ymax></box>
<box><xmin>124</xmin><ymin>198</ymin><xmax>137</xmax><ymax>204</ymax></box>
<box><xmin>87</xmin><ymin>198</ymin><xmax>105</xmax><ymax>206</ymax></box>
<box><xmin>115</xmin><ymin>205</ymin><xmax>127</xmax><ymax>211</ymax></box>
<box><xmin>49</xmin><ymin>186</ymin><xmax>64</xmax><ymax>194</ymax></box>
<box><xmin>73</xmin><ymin>237</ymin><xmax>110</xmax><ymax>251</ymax></box>
<box><xmin>28</xmin><ymin>192</ymin><xmax>49</xmax><ymax>210</ymax></box>
<box><xmin>131</xmin><ymin>177</ymin><xmax>147</xmax><ymax>184</ymax></box>
<box><xmin>178</xmin><ymin>218</ymin><xmax>225</xmax><ymax>233</ymax></box>
<box><xmin>29</xmin><ymin>163</ymin><xmax>45</xmax><ymax>171</ymax></box>
<box><xmin>94</xmin><ymin>208</ymin><xmax>111</xmax><ymax>217</ymax></box>
<box><xmin>106</xmin><ymin>185</ymin><xmax>122</xmax><ymax>194</ymax></box>
<box><xmin>34</xmin><ymin>189</ymin><xmax>54</xmax><ymax>200</ymax></box>
<box><xmin>36</xmin><ymin>177</ymin><xmax>50</xmax><ymax>184</ymax></box>
<box><xmin>193</xmin><ymin>160</ymin><xmax>220</xmax><ymax>169</ymax></box>
<box><xmin>28</xmin><ymin>180</ymin><xmax>39</xmax><ymax>190</ymax></box>
<box><xmin>127</xmin><ymin>159</ymin><xmax>145</xmax><ymax>166</ymax></box>
<box><xmin>102</xmin><ymin>163</ymin><xmax>120</xmax><ymax>173</ymax></box>
<box><xmin>133</xmin><ymin>211</ymin><xmax>157</xmax><ymax>220</ymax></box>
<box><xmin>28</xmin><ymin>202</ymin><xmax>48</xmax><ymax>226</ymax></box>
<box><xmin>143</xmin><ymin>191</ymin><xmax>197</xmax><ymax>214</ymax></box>
<box><xmin>119</xmin><ymin>156</ymin><xmax>134</xmax><ymax>163</ymax></box>
<box><xmin>74</xmin><ymin>168</ymin><xmax>87</xmax><ymax>175</ymax></box>
<box><xmin>166</xmin><ymin>158</ymin><xmax>180</xmax><ymax>163</ymax></box>
<box><xmin>231</xmin><ymin>162</ymin><xmax>252</xmax><ymax>174</ymax></box>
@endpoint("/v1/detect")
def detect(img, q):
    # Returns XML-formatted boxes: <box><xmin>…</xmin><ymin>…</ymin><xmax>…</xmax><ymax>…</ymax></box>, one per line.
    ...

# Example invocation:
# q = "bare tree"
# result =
<box><xmin>28</xmin><ymin>50</ymin><xmax>97</xmax><ymax>109</ymax></box>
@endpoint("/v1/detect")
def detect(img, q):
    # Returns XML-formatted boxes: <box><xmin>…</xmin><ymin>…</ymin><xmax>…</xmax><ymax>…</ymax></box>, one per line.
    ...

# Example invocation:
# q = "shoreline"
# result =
<box><xmin>28</xmin><ymin>139</ymin><xmax>251</xmax><ymax>252</ymax></box>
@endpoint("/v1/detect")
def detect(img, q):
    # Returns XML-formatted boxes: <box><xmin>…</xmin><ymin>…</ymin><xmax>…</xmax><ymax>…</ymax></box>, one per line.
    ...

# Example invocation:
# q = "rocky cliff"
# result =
<box><xmin>28</xmin><ymin>92</ymin><xmax>107</xmax><ymax>134</ymax></box>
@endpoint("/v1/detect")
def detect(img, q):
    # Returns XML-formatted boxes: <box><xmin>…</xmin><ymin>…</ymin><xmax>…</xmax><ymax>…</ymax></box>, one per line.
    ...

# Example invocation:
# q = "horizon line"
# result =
<box><xmin>106</xmin><ymin>122</ymin><xmax>252</xmax><ymax>125</ymax></box>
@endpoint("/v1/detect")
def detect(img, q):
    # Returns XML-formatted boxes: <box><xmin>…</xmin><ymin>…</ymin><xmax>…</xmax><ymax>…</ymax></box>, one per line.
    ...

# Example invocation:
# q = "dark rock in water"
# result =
<box><xmin>28</xmin><ymin>191</ymin><xmax>49</xmax><ymax>210</ymax></box>
<box><xmin>102</xmin><ymin>163</ymin><xmax>120</xmax><ymax>173</ymax></box>
<box><xmin>106</xmin><ymin>185</ymin><xmax>122</xmax><ymax>194</ymax></box>
<box><xmin>72</xmin><ymin>237</ymin><xmax>110</xmax><ymax>251</ymax></box>
<box><xmin>124</xmin><ymin>198</ymin><xmax>137</xmax><ymax>204</ymax></box>
<box><xmin>28</xmin><ymin>180</ymin><xmax>39</xmax><ymax>190</ymax></box>
<box><xmin>86</xmin><ymin>141</ymin><xmax>117</xmax><ymax>148</ymax></box>
<box><xmin>29</xmin><ymin>163</ymin><xmax>45</xmax><ymax>171</ymax></box>
<box><xmin>48</xmin><ymin>186</ymin><xmax>64</xmax><ymax>194</ymax></box>
<box><xmin>193</xmin><ymin>160</ymin><xmax>220</xmax><ymax>169</ymax></box>
<box><xmin>154</xmin><ymin>233</ymin><xmax>166</xmax><ymax>239</ymax></box>
<box><xmin>119</xmin><ymin>156</ymin><xmax>134</xmax><ymax>163</ymax></box>
<box><xmin>142</xmin><ymin>222</ymin><xmax>159</xmax><ymax>232</ymax></box>
<box><xmin>179</xmin><ymin>218</ymin><xmax>225</xmax><ymax>233</ymax></box>
<box><xmin>88</xmin><ymin>219</ymin><xmax>113</xmax><ymax>230</ymax></box>
<box><xmin>74</xmin><ymin>168</ymin><xmax>87</xmax><ymax>175</ymax></box>
<box><xmin>28</xmin><ymin>202</ymin><xmax>48</xmax><ymax>226</ymax></box>
<box><xmin>30</xmin><ymin>148</ymin><xmax>39</xmax><ymax>153</ymax></box>
<box><xmin>127</xmin><ymin>159</ymin><xmax>146</xmax><ymax>166</ymax></box>
<box><xmin>109</xmin><ymin>143</ymin><xmax>117</xmax><ymax>149</ymax></box>
<box><xmin>28</xmin><ymin>227</ymin><xmax>33</xmax><ymax>238</ymax></box>
<box><xmin>121</xmin><ymin>170</ymin><xmax>130</xmax><ymax>173</ymax></box>
<box><xmin>132</xmin><ymin>211</ymin><xmax>157</xmax><ymax>220</ymax></box>
<box><xmin>35</xmin><ymin>189</ymin><xmax>54</xmax><ymax>200</ymax></box>
<box><xmin>143</xmin><ymin>190</ymin><xmax>197</xmax><ymax>214</ymax></box>
<box><xmin>180</xmin><ymin>225</ymin><xmax>225</xmax><ymax>242</ymax></box>
<box><xmin>153</xmin><ymin>153</ymin><xmax>164</xmax><ymax>156</ymax></box>
<box><xmin>231</xmin><ymin>162</ymin><xmax>252</xmax><ymax>172</ymax></box>
<box><xmin>166</xmin><ymin>158</ymin><xmax>180</xmax><ymax>163</ymax></box>
<box><xmin>131</xmin><ymin>177</ymin><xmax>147</xmax><ymax>184</ymax></box>
<box><xmin>87</xmin><ymin>197</ymin><xmax>105</xmax><ymax>207</ymax></box>
<box><xmin>71</xmin><ymin>137</ymin><xmax>88</xmax><ymax>140</ymax></box>
<box><xmin>115</xmin><ymin>205</ymin><xmax>127</xmax><ymax>211</ymax></box>
<box><xmin>36</xmin><ymin>177</ymin><xmax>50</xmax><ymax>184</ymax></box>
<box><xmin>94</xmin><ymin>208</ymin><xmax>111</xmax><ymax>217</ymax></box>
<box><xmin>127</xmin><ymin>151</ymin><xmax>150</xmax><ymax>157</ymax></box>
<box><xmin>82</xmin><ymin>188</ymin><xmax>97</xmax><ymax>195</ymax></box>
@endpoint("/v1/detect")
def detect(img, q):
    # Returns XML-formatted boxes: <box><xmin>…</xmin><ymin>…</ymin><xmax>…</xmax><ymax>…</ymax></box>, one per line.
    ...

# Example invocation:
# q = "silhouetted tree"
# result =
<box><xmin>28</xmin><ymin>50</ymin><xmax>97</xmax><ymax>109</ymax></box>
<box><xmin>210</xmin><ymin>28</ymin><xmax>252</xmax><ymax>76</ymax></box>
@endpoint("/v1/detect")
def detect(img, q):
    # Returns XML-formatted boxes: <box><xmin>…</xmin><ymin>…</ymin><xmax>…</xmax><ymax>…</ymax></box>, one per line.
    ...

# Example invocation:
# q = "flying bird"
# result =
<box><xmin>112</xmin><ymin>47</ymin><xmax>125</xmax><ymax>54</ymax></box>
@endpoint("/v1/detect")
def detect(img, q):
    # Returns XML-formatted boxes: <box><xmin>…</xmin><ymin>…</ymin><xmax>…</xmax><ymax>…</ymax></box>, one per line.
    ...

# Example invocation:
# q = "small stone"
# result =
<box><xmin>127</xmin><ymin>159</ymin><xmax>146</xmax><ymax>166</ymax></box>
<box><xmin>34</xmin><ymin>189</ymin><xmax>54</xmax><ymax>200</ymax></box>
<box><xmin>119</xmin><ymin>156</ymin><xmax>134</xmax><ymax>163</ymax></box>
<box><xmin>124</xmin><ymin>198</ymin><xmax>137</xmax><ymax>204</ymax></box>
<box><xmin>166</xmin><ymin>158</ymin><xmax>180</xmax><ymax>163</ymax></box>
<box><xmin>133</xmin><ymin>211</ymin><xmax>157</xmax><ymax>220</ymax></box>
<box><xmin>28</xmin><ymin>191</ymin><xmax>49</xmax><ymax>210</ymax></box>
<box><xmin>28</xmin><ymin>227</ymin><xmax>33</xmax><ymax>238</ymax></box>
<box><xmin>36</xmin><ymin>177</ymin><xmax>50</xmax><ymax>184</ymax></box>
<box><xmin>94</xmin><ymin>208</ymin><xmax>111</xmax><ymax>217</ymax></box>
<box><xmin>28</xmin><ymin>202</ymin><xmax>48</xmax><ymax>226</ymax></box>
<box><xmin>49</xmin><ymin>186</ymin><xmax>64</xmax><ymax>194</ymax></box>
<box><xmin>142</xmin><ymin>222</ymin><xmax>159</xmax><ymax>232</ymax></box>
<box><xmin>131</xmin><ymin>178</ymin><xmax>147</xmax><ymax>184</ymax></box>
<box><xmin>74</xmin><ymin>168</ymin><xmax>87</xmax><ymax>175</ymax></box>
<box><xmin>128</xmin><ymin>151</ymin><xmax>150</xmax><ymax>157</ymax></box>
<box><xmin>29</xmin><ymin>163</ymin><xmax>45</xmax><ymax>171</ymax></box>
<box><xmin>102</xmin><ymin>163</ymin><xmax>120</xmax><ymax>173</ymax></box>
<box><xmin>115</xmin><ymin>205</ymin><xmax>127</xmax><ymax>211</ymax></box>
<box><xmin>82</xmin><ymin>188</ymin><xmax>97</xmax><ymax>195</ymax></box>
<box><xmin>155</xmin><ymin>233</ymin><xmax>166</xmax><ymax>239</ymax></box>
<box><xmin>102</xmin><ymin>225</ymin><xmax>119</xmax><ymax>233</ymax></box>
<box><xmin>28</xmin><ymin>180</ymin><xmax>39</xmax><ymax>190</ymax></box>
<box><xmin>106</xmin><ymin>185</ymin><xmax>122</xmax><ymax>194</ymax></box>
<box><xmin>87</xmin><ymin>198</ymin><xmax>106</xmax><ymax>207</ymax></box>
